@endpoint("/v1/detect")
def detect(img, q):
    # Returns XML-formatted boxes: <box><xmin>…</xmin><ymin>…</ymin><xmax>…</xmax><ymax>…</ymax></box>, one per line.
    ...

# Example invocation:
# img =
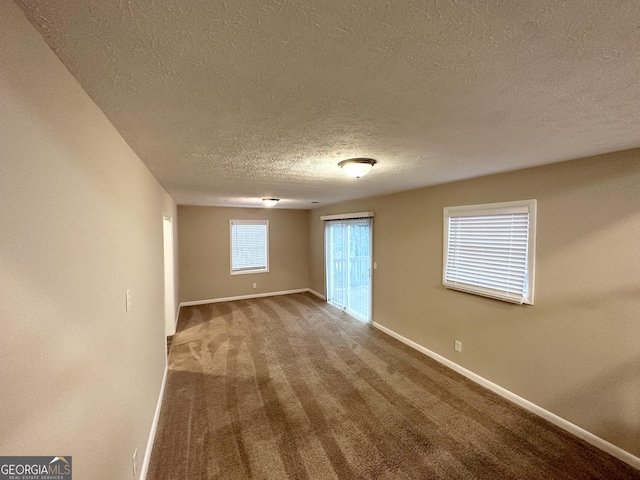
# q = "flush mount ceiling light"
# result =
<box><xmin>338</xmin><ymin>158</ymin><xmax>377</xmax><ymax>178</ymax></box>
<box><xmin>262</xmin><ymin>198</ymin><xmax>279</xmax><ymax>207</ymax></box>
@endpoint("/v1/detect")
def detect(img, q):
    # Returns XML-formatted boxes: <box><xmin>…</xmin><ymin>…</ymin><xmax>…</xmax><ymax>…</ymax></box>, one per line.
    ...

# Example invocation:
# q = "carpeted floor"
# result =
<box><xmin>147</xmin><ymin>293</ymin><xmax>640</xmax><ymax>479</ymax></box>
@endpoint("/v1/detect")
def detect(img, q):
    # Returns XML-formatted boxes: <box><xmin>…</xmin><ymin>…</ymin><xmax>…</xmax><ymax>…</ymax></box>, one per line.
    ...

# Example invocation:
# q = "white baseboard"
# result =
<box><xmin>179</xmin><ymin>288</ymin><xmax>319</xmax><ymax>308</ymax></box>
<box><xmin>140</xmin><ymin>365</ymin><xmax>168</xmax><ymax>480</ymax></box>
<box><xmin>164</xmin><ymin>308</ymin><xmax>180</xmax><ymax>338</ymax></box>
<box><xmin>371</xmin><ymin>321</ymin><xmax>640</xmax><ymax>471</ymax></box>
<box><xmin>307</xmin><ymin>289</ymin><xmax>326</xmax><ymax>300</ymax></box>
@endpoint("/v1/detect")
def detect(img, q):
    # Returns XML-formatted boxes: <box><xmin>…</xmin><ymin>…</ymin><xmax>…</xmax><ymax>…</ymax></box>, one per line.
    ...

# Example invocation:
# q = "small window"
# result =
<box><xmin>443</xmin><ymin>200</ymin><xmax>536</xmax><ymax>304</ymax></box>
<box><xmin>230</xmin><ymin>220</ymin><xmax>269</xmax><ymax>275</ymax></box>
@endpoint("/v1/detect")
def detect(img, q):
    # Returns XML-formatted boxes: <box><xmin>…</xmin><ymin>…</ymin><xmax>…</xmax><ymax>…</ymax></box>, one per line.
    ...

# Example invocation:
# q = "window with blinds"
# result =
<box><xmin>443</xmin><ymin>200</ymin><xmax>536</xmax><ymax>304</ymax></box>
<box><xmin>230</xmin><ymin>220</ymin><xmax>269</xmax><ymax>275</ymax></box>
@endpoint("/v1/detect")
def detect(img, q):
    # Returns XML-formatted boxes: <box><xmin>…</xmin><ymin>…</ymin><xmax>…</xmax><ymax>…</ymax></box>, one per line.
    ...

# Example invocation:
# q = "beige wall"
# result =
<box><xmin>310</xmin><ymin>150</ymin><xmax>640</xmax><ymax>458</ymax></box>
<box><xmin>179</xmin><ymin>206</ymin><xmax>309</xmax><ymax>302</ymax></box>
<box><xmin>0</xmin><ymin>2</ymin><xmax>177</xmax><ymax>479</ymax></box>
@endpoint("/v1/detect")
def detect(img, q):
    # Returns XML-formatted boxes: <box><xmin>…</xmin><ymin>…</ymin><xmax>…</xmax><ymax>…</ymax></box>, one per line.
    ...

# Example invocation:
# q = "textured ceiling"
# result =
<box><xmin>15</xmin><ymin>0</ymin><xmax>640</xmax><ymax>209</ymax></box>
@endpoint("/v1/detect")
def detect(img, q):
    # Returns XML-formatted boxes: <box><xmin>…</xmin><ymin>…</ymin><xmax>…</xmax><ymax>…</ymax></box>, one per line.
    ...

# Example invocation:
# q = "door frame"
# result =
<box><xmin>163</xmin><ymin>215</ymin><xmax>176</xmax><ymax>337</ymax></box>
<box><xmin>321</xmin><ymin>212</ymin><xmax>374</xmax><ymax>323</ymax></box>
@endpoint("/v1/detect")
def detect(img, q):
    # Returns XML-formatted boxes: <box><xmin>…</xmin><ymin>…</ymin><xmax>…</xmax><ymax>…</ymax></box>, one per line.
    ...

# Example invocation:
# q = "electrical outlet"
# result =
<box><xmin>126</xmin><ymin>289</ymin><xmax>131</xmax><ymax>312</ymax></box>
<box><xmin>454</xmin><ymin>340</ymin><xmax>462</xmax><ymax>352</ymax></box>
<box><xmin>252</xmin><ymin>283</ymin><xmax>257</xmax><ymax>289</ymax></box>
<box><xmin>132</xmin><ymin>448</ymin><xmax>138</xmax><ymax>476</ymax></box>
<box><xmin>373</xmin><ymin>262</ymin><xmax>377</xmax><ymax>270</ymax></box>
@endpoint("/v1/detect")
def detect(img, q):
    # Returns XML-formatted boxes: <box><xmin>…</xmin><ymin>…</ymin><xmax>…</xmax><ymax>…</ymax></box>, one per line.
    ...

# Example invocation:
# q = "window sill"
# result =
<box><xmin>230</xmin><ymin>269</ymin><xmax>269</xmax><ymax>276</ymax></box>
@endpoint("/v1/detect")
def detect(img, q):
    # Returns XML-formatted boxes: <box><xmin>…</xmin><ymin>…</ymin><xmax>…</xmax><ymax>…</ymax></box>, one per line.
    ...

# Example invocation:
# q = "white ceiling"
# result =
<box><xmin>15</xmin><ymin>0</ymin><xmax>640</xmax><ymax>209</ymax></box>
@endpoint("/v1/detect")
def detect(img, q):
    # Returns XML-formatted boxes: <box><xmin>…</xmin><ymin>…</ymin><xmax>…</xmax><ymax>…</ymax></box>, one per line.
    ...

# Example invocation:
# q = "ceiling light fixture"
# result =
<box><xmin>338</xmin><ymin>158</ymin><xmax>377</xmax><ymax>178</ymax></box>
<box><xmin>262</xmin><ymin>198</ymin><xmax>279</xmax><ymax>207</ymax></box>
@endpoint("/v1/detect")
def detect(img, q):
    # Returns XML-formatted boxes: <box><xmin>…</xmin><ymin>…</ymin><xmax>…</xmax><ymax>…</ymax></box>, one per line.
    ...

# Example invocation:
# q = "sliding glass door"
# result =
<box><xmin>325</xmin><ymin>217</ymin><xmax>372</xmax><ymax>322</ymax></box>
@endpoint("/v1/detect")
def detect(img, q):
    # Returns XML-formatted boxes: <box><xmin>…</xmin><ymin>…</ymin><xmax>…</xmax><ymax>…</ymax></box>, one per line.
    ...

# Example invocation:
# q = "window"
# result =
<box><xmin>230</xmin><ymin>220</ymin><xmax>269</xmax><ymax>275</ymax></box>
<box><xmin>443</xmin><ymin>200</ymin><xmax>536</xmax><ymax>304</ymax></box>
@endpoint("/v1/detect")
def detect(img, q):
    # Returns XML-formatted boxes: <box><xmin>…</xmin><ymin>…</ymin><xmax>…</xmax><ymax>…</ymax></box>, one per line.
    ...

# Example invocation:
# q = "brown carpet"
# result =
<box><xmin>147</xmin><ymin>293</ymin><xmax>639</xmax><ymax>479</ymax></box>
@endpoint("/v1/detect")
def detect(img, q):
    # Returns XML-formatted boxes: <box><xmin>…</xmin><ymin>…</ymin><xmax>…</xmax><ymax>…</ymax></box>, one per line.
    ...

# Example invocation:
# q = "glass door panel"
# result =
<box><xmin>325</xmin><ymin>218</ymin><xmax>372</xmax><ymax>322</ymax></box>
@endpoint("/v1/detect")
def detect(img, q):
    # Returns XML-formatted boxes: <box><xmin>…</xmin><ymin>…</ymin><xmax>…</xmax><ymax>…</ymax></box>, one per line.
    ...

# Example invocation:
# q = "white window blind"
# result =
<box><xmin>443</xmin><ymin>200</ymin><xmax>536</xmax><ymax>304</ymax></box>
<box><xmin>230</xmin><ymin>220</ymin><xmax>269</xmax><ymax>274</ymax></box>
